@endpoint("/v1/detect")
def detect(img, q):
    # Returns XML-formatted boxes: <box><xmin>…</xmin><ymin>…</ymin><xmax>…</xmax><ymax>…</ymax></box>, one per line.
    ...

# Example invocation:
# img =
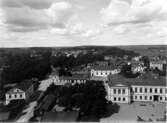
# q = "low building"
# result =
<box><xmin>106</xmin><ymin>74</ymin><xmax>167</xmax><ymax>103</ymax></box>
<box><xmin>5</xmin><ymin>79</ymin><xmax>35</xmax><ymax>105</ymax></box>
<box><xmin>90</xmin><ymin>65</ymin><xmax>120</xmax><ymax>81</ymax></box>
<box><xmin>57</xmin><ymin>75</ymin><xmax>89</xmax><ymax>85</ymax></box>
<box><xmin>150</xmin><ymin>60</ymin><xmax>166</xmax><ymax>71</ymax></box>
<box><xmin>95</xmin><ymin>61</ymin><xmax>109</xmax><ymax>66</ymax></box>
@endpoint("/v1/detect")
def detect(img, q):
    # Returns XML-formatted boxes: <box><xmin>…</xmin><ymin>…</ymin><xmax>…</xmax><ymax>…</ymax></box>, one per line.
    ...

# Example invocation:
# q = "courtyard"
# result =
<box><xmin>101</xmin><ymin>102</ymin><xmax>166</xmax><ymax>122</ymax></box>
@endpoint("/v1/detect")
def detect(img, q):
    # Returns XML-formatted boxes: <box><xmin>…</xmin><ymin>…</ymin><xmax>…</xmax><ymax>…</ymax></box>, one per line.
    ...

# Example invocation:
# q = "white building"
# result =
<box><xmin>130</xmin><ymin>61</ymin><xmax>145</xmax><ymax>73</ymax></box>
<box><xmin>58</xmin><ymin>76</ymin><xmax>88</xmax><ymax>85</ymax></box>
<box><xmin>106</xmin><ymin>74</ymin><xmax>167</xmax><ymax>103</ymax></box>
<box><xmin>91</xmin><ymin>65</ymin><xmax>120</xmax><ymax>81</ymax></box>
<box><xmin>5</xmin><ymin>80</ymin><xmax>35</xmax><ymax>105</ymax></box>
<box><xmin>150</xmin><ymin>60</ymin><xmax>166</xmax><ymax>71</ymax></box>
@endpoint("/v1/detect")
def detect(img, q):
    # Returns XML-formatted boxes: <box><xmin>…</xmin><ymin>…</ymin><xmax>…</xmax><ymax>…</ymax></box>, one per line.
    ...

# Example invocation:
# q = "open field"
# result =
<box><xmin>101</xmin><ymin>102</ymin><xmax>166</xmax><ymax>122</ymax></box>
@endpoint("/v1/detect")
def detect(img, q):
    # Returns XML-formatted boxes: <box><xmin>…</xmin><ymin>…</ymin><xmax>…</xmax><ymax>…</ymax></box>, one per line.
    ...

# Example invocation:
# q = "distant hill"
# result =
<box><xmin>117</xmin><ymin>45</ymin><xmax>166</xmax><ymax>57</ymax></box>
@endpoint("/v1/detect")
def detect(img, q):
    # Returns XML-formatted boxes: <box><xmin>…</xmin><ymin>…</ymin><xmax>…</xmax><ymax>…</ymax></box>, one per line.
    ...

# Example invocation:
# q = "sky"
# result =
<box><xmin>0</xmin><ymin>0</ymin><xmax>166</xmax><ymax>47</ymax></box>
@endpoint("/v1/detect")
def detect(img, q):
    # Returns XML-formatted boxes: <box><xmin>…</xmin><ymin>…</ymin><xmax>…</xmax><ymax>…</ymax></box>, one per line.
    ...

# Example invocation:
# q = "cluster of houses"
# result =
<box><xmin>4</xmin><ymin>56</ymin><xmax>167</xmax><ymax>105</ymax></box>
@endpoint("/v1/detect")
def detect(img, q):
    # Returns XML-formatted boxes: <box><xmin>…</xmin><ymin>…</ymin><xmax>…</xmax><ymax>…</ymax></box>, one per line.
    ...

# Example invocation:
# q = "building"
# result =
<box><xmin>130</xmin><ymin>61</ymin><xmax>145</xmax><ymax>73</ymax></box>
<box><xmin>132</xmin><ymin>56</ymin><xmax>142</xmax><ymax>61</ymax></box>
<box><xmin>106</xmin><ymin>74</ymin><xmax>167</xmax><ymax>103</ymax></box>
<box><xmin>95</xmin><ymin>61</ymin><xmax>109</xmax><ymax>66</ymax></box>
<box><xmin>5</xmin><ymin>79</ymin><xmax>35</xmax><ymax>105</ymax></box>
<box><xmin>57</xmin><ymin>75</ymin><xmax>89</xmax><ymax>85</ymax></box>
<box><xmin>90</xmin><ymin>65</ymin><xmax>120</xmax><ymax>81</ymax></box>
<box><xmin>104</xmin><ymin>55</ymin><xmax>114</xmax><ymax>61</ymax></box>
<box><xmin>150</xmin><ymin>60</ymin><xmax>166</xmax><ymax>71</ymax></box>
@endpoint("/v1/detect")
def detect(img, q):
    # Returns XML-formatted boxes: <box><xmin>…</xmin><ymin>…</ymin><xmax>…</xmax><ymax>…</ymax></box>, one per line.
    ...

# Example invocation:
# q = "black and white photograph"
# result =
<box><xmin>0</xmin><ymin>0</ymin><xmax>166</xmax><ymax>122</ymax></box>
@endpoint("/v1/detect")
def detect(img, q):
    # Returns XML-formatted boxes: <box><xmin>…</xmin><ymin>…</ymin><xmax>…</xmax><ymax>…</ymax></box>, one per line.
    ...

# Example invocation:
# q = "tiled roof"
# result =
<box><xmin>91</xmin><ymin>65</ymin><xmax>117</xmax><ymax>70</ymax></box>
<box><xmin>108</xmin><ymin>73</ymin><xmax>166</xmax><ymax>87</ymax></box>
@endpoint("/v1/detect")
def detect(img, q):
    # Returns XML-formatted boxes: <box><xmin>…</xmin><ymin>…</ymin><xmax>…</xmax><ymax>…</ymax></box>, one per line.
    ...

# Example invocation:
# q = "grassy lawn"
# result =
<box><xmin>101</xmin><ymin>102</ymin><xmax>166</xmax><ymax>122</ymax></box>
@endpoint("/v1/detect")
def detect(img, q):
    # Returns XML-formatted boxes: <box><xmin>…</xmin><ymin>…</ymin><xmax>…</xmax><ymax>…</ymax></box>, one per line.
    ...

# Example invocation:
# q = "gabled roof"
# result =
<box><xmin>6</xmin><ymin>79</ymin><xmax>34</xmax><ymax>94</ymax></box>
<box><xmin>6</xmin><ymin>88</ymin><xmax>24</xmax><ymax>94</ymax></box>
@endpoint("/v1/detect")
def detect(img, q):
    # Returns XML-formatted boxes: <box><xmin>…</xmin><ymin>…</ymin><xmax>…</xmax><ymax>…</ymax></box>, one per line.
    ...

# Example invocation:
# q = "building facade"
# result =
<box><xmin>106</xmin><ymin>83</ymin><xmax>131</xmax><ymax>103</ymax></box>
<box><xmin>106</xmin><ymin>75</ymin><xmax>167</xmax><ymax>103</ymax></box>
<box><xmin>150</xmin><ymin>61</ymin><xmax>166</xmax><ymax>71</ymax></box>
<box><xmin>56</xmin><ymin>75</ymin><xmax>88</xmax><ymax>85</ymax></box>
<box><xmin>91</xmin><ymin>66</ymin><xmax>120</xmax><ymax>81</ymax></box>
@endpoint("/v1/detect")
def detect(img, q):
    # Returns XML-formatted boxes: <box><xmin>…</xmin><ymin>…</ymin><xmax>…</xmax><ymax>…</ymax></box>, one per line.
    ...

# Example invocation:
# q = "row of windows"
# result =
<box><xmin>134</xmin><ymin>87</ymin><xmax>165</xmax><ymax>94</ymax></box>
<box><xmin>8</xmin><ymin>94</ymin><xmax>23</xmax><ymax>98</ymax></box>
<box><xmin>113</xmin><ymin>97</ymin><xmax>126</xmax><ymax>102</ymax></box>
<box><xmin>134</xmin><ymin>95</ymin><xmax>165</xmax><ymax>101</ymax></box>
<box><xmin>94</xmin><ymin>71</ymin><xmax>113</xmax><ymax>76</ymax></box>
<box><xmin>60</xmin><ymin>80</ymin><xmax>86</xmax><ymax>83</ymax></box>
<box><xmin>113</xmin><ymin>89</ymin><xmax>126</xmax><ymax>94</ymax></box>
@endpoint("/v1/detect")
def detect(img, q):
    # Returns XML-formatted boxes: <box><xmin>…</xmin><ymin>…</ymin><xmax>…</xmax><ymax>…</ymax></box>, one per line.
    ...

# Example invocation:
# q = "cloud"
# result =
<box><xmin>100</xmin><ymin>0</ymin><xmax>167</xmax><ymax>25</ymax></box>
<box><xmin>1</xmin><ymin>1</ymin><xmax>75</xmax><ymax>32</ymax></box>
<box><xmin>46</xmin><ymin>2</ymin><xmax>73</xmax><ymax>27</ymax></box>
<box><xmin>1</xmin><ymin>0</ymin><xmax>53</xmax><ymax>9</ymax></box>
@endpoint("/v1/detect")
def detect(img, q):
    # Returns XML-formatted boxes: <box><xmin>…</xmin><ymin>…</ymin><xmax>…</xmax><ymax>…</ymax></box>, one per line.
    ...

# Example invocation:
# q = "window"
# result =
<box><xmin>150</xmin><ymin>88</ymin><xmax>152</xmax><ymax>93</ymax></box>
<box><xmin>160</xmin><ymin>89</ymin><xmax>162</xmax><ymax>93</ymax></box>
<box><xmin>114</xmin><ymin>97</ymin><xmax>116</xmax><ymax>101</ymax></box>
<box><xmin>155</xmin><ymin>88</ymin><xmax>157</xmax><ymax>93</ymax></box>
<box><xmin>15</xmin><ymin>94</ymin><xmax>17</xmax><ymax>98</ymax></box>
<box><xmin>118</xmin><ymin>89</ymin><xmax>121</xmax><ymax>94</ymax></box>
<box><xmin>20</xmin><ymin>94</ymin><xmax>22</xmax><ymax>98</ymax></box>
<box><xmin>123</xmin><ymin>98</ymin><xmax>125</xmax><ymax>101</ymax></box>
<box><xmin>114</xmin><ymin>89</ymin><xmax>116</xmax><ymax>94</ymax></box>
<box><xmin>96</xmin><ymin>72</ymin><xmax>98</xmax><ymax>75</ymax></box>
<box><xmin>9</xmin><ymin>95</ymin><xmax>11</xmax><ymax>98</ymax></box>
<box><xmin>159</xmin><ymin>97</ymin><xmax>162</xmax><ymax>100</ymax></box>
<box><xmin>118</xmin><ymin>97</ymin><xmax>121</xmax><ymax>101</ymax></box>
<box><xmin>122</xmin><ymin>89</ymin><xmax>125</xmax><ymax>94</ymax></box>
<box><xmin>145</xmin><ymin>88</ymin><xmax>147</xmax><ymax>93</ymax></box>
<box><xmin>140</xmin><ymin>88</ymin><xmax>142</xmax><ymax>93</ymax></box>
<box><xmin>150</xmin><ymin>96</ymin><xmax>152</xmax><ymax>100</ymax></box>
<box><xmin>101</xmin><ymin>72</ymin><xmax>103</xmax><ymax>75</ymax></box>
<box><xmin>145</xmin><ymin>96</ymin><xmax>147</xmax><ymax>100</ymax></box>
<box><xmin>135</xmin><ymin>96</ymin><xmax>137</xmax><ymax>99</ymax></box>
<box><xmin>140</xmin><ymin>96</ymin><xmax>142</xmax><ymax>100</ymax></box>
<box><xmin>135</xmin><ymin>88</ymin><xmax>137</xmax><ymax>93</ymax></box>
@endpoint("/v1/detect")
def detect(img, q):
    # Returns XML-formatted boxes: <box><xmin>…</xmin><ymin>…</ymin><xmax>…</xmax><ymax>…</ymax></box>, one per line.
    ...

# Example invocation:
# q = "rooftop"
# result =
<box><xmin>91</xmin><ymin>65</ymin><xmax>117</xmax><ymax>71</ymax></box>
<box><xmin>6</xmin><ymin>79</ymin><xmax>35</xmax><ymax>94</ymax></box>
<box><xmin>108</xmin><ymin>73</ymin><xmax>166</xmax><ymax>87</ymax></box>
